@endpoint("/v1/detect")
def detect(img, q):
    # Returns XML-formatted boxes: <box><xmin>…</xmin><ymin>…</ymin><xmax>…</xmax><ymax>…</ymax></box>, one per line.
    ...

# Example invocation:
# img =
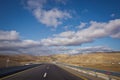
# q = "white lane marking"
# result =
<box><xmin>43</xmin><ymin>72</ymin><xmax>47</xmax><ymax>78</ymax></box>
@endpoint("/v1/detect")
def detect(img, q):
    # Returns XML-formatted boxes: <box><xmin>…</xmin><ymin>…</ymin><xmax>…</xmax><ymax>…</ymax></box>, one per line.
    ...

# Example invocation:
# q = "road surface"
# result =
<box><xmin>0</xmin><ymin>63</ymin><xmax>85</xmax><ymax>80</ymax></box>
<box><xmin>0</xmin><ymin>64</ymin><xmax>40</xmax><ymax>78</ymax></box>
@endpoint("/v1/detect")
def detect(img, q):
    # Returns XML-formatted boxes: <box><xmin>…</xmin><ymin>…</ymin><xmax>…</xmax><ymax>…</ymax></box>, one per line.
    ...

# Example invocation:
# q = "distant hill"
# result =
<box><xmin>0</xmin><ymin>52</ymin><xmax>120</xmax><ymax>72</ymax></box>
<box><xmin>52</xmin><ymin>52</ymin><xmax>120</xmax><ymax>72</ymax></box>
<box><xmin>0</xmin><ymin>54</ymin><xmax>37</xmax><ymax>68</ymax></box>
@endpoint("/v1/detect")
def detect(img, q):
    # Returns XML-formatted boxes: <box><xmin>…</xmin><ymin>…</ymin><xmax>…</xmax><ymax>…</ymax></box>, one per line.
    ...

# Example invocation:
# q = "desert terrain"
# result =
<box><xmin>0</xmin><ymin>52</ymin><xmax>120</xmax><ymax>72</ymax></box>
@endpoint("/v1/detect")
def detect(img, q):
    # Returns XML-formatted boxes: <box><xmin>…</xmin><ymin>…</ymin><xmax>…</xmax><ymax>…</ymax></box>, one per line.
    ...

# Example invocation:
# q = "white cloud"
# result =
<box><xmin>0</xmin><ymin>31</ymin><xmax>114</xmax><ymax>55</ymax></box>
<box><xmin>0</xmin><ymin>30</ymin><xmax>42</xmax><ymax>55</ymax></box>
<box><xmin>76</xmin><ymin>22</ymin><xmax>86</xmax><ymax>29</ymax></box>
<box><xmin>41</xmin><ymin>19</ymin><xmax>120</xmax><ymax>46</ymax></box>
<box><xmin>34</xmin><ymin>8</ymin><xmax>71</xmax><ymax>27</ymax></box>
<box><xmin>56</xmin><ymin>31</ymin><xmax>75</xmax><ymax>38</ymax></box>
<box><xmin>111</xmin><ymin>32</ymin><xmax>120</xmax><ymax>38</ymax></box>
<box><xmin>25</xmin><ymin>0</ymin><xmax>71</xmax><ymax>28</ymax></box>
<box><xmin>0</xmin><ymin>19</ymin><xmax>120</xmax><ymax>55</ymax></box>
<box><xmin>0</xmin><ymin>31</ymin><xmax>67</xmax><ymax>55</ymax></box>
<box><xmin>0</xmin><ymin>39</ymin><xmax>41</xmax><ymax>49</ymax></box>
<box><xmin>0</xmin><ymin>30</ymin><xmax>19</xmax><ymax>41</ymax></box>
<box><xmin>0</xmin><ymin>39</ymin><xmax>45</xmax><ymax>55</ymax></box>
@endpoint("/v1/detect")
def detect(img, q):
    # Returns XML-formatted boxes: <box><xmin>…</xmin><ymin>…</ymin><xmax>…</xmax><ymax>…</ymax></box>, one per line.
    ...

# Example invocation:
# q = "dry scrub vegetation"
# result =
<box><xmin>0</xmin><ymin>52</ymin><xmax>120</xmax><ymax>72</ymax></box>
<box><xmin>0</xmin><ymin>54</ymin><xmax>36</xmax><ymax>68</ymax></box>
<box><xmin>54</xmin><ymin>53</ymin><xmax>120</xmax><ymax>72</ymax></box>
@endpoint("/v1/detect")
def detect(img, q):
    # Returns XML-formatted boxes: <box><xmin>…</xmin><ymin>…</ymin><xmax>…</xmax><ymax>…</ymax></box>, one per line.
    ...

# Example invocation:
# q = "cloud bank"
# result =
<box><xmin>0</xmin><ymin>30</ymin><xmax>19</xmax><ymax>41</ymax></box>
<box><xmin>0</xmin><ymin>19</ymin><xmax>120</xmax><ymax>55</ymax></box>
<box><xmin>41</xmin><ymin>19</ymin><xmax>120</xmax><ymax>46</ymax></box>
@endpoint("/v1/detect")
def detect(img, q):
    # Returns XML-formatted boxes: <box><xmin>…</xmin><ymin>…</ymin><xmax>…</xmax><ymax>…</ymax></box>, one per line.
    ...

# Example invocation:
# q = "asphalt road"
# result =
<box><xmin>0</xmin><ymin>64</ymin><xmax>84</xmax><ymax>80</ymax></box>
<box><xmin>0</xmin><ymin>64</ymin><xmax>40</xmax><ymax>78</ymax></box>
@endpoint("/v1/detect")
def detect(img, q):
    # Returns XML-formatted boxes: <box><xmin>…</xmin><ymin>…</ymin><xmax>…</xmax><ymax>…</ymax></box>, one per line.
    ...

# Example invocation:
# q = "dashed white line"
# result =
<box><xmin>43</xmin><ymin>72</ymin><xmax>47</xmax><ymax>78</ymax></box>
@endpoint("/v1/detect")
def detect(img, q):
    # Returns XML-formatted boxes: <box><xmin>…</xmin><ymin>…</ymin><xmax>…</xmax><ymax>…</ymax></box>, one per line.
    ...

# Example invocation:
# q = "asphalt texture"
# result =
<box><xmin>0</xmin><ymin>64</ymin><xmax>84</xmax><ymax>80</ymax></box>
<box><xmin>0</xmin><ymin>64</ymin><xmax>40</xmax><ymax>78</ymax></box>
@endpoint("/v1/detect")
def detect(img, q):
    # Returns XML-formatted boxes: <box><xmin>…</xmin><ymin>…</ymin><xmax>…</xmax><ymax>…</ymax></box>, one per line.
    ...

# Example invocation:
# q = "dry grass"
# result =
<box><xmin>0</xmin><ymin>52</ymin><xmax>120</xmax><ymax>72</ymax></box>
<box><xmin>55</xmin><ymin>53</ymin><xmax>120</xmax><ymax>72</ymax></box>
<box><xmin>0</xmin><ymin>54</ymin><xmax>37</xmax><ymax>68</ymax></box>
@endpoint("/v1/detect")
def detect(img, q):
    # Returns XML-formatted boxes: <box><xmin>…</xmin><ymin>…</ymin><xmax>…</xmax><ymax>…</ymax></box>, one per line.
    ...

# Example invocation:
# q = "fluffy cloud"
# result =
<box><xmin>25</xmin><ymin>0</ymin><xmax>71</xmax><ymax>28</ymax></box>
<box><xmin>0</xmin><ymin>30</ymin><xmax>19</xmax><ymax>41</ymax></box>
<box><xmin>0</xmin><ymin>31</ymin><xmax>69</xmax><ymax>55</ymax></box>
<box><xmin>0</xmin><ymin>40</ymin><xmax>41</xmax><ymax>49</ymax></box>
<box><xmin>0</xmin><ymin>39</ymin><xmax>41</xmax><ymax>55</ymax></box>
<box><xmin>0</xmin><ymin>19</ymin><xmax>120</xmax><ymax>55</ymax></box>
<box><xmin>76</xmin><ymin>22</ymin><xmax>86</xmax><ymax>29</ymax></box>
<box><xmin>55</xmin><ymin>31</ymin><xmax>75</xmax><ymax>38</ymax></box>
<box><xmin>41</xmin><ymin>19</ymin><xmax>120</xmax><ymax>46</ymax></box>
<box><xmin>0</xmin><ymin>30</ymin><xmax>42</xmax><ymax>55</ymax></box>
<box><xmin>0</xmin><ymin>32</ymin><xmax>113</xmax><ymax>55</ymax></box>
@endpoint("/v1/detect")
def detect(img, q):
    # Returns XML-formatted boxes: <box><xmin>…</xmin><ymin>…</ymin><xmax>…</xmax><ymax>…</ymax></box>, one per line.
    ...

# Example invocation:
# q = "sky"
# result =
<box><xmin>0</xmin><ymin>0</ymin><xmax>120</xmax><ymax>55</ymax></box>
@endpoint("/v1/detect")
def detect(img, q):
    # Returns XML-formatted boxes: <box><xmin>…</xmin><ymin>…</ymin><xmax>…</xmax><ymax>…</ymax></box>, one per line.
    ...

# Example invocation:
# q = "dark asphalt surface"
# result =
<box><xmin>0</xmin><ymin>64</ymin><xmax>40</xmax><ymax>78</ymax></box>
<box><xmin>1</xmin><ymin>64</ymin><xmax>84</xmax><ymax>80</ymax></box>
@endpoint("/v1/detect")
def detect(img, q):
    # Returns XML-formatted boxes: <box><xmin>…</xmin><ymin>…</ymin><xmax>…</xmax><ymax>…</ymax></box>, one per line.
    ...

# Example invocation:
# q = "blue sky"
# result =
<box><xmin>0</xmin><ymin>0</ymin><xmax>120</xmax><ymax>55</ymax></box>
